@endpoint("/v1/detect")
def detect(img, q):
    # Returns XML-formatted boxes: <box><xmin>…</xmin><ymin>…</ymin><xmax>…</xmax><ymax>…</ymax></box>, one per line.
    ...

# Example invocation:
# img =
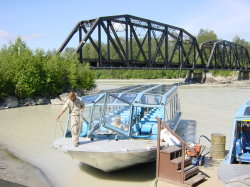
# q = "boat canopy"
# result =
<box><xmin>66</xmin><ymin>84</ymin><xmax>181</xmax><ymax>140</ymax></box>
<box><xmin>226</xmin><ymin>97</ymin><xmax>250</xmax><ymax>164</ymax></box>
<box><xmin>83</xmin><ymin>84</ymin><xmax>177</xmax><ymax>105</ymax></box>
<box><xmin>234</xmin><ymin>98</ymin><xmax>250</xmax><ymax>120</ymax></box>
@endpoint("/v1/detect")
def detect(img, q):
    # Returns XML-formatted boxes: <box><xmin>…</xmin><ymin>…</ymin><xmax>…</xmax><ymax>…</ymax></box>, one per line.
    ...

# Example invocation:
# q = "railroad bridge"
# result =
<box><xmin>58</xmin><ymin>14</ymin><xmax>250</xmax><ymax>79</ymax></box>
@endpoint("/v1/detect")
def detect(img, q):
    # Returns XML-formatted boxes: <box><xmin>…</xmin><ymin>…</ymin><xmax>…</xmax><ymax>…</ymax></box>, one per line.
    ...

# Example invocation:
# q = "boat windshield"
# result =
<box><xmin>82</xmin><ymin>106</ymin><xmax>91</xmax><ymax>123</ymax></box>
<box><xmin>244</xmin><ymin>106</ymin><xmax>250</xmax><ymax>116</ymax></box>
<box><xmin>87</xmin><ymin>95</ymin><xmax>105</xmax><ymax>134</ymax></box>
<box><xmin>82</xmin><ymin>94</ymin><xmax>99</xmax><ymax>104</ymax></box>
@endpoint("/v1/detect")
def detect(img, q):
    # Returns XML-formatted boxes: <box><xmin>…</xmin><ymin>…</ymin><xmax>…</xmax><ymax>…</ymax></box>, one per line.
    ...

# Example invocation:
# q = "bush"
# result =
<box><xmin>211</xmin><ymin>70</ymin><xmax>234</xmax><ymax>77</ymax></box>
<box><xmin>0</xmin><ymin>38</ymin><xmax>95</xmax><ymax>99</ymax></box>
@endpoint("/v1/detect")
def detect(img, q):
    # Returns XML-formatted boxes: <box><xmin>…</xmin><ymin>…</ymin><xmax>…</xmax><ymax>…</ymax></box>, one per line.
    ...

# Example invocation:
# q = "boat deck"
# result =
<box><xmin>53</xmin><ymin>137</ymin><xmax>160</xmax><ymax>153</ymax></box>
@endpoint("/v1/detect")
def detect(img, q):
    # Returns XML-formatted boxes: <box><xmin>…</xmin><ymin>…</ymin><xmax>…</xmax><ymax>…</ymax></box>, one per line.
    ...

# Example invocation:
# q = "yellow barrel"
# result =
<box><xmin>210</xmin><ymin>133</ymin><xmax>226</xmax><ymax>159</ymax></box>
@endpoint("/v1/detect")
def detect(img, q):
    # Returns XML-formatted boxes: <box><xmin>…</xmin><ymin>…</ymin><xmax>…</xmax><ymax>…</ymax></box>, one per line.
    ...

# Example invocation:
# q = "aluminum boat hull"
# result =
<box><xmin>53</xmin><ymin>138</ymin><xmax>158</xmax><ymax>172</ymax></box>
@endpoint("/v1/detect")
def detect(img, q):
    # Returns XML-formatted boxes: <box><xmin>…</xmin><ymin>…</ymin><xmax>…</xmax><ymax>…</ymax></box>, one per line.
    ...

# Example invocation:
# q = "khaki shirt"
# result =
<box><xmin>62</xmin><ymin>97</ymin><xmax>84</xmax><ymax>116</ymax></box>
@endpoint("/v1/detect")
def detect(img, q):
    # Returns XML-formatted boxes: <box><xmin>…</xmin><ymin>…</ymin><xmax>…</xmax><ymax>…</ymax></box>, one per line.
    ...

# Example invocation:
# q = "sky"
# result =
<box><xmin>1</xmin><ymin>0</ymin><xmax>250</xmax><ymax>51</ymax></box>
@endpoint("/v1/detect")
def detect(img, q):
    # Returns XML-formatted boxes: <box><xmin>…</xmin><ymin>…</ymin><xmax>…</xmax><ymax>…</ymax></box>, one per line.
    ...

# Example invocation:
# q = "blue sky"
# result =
<box><xmin>1</xmin><ymin>0</ymin><xmax>250</xmax><ymax>51</ymax></box>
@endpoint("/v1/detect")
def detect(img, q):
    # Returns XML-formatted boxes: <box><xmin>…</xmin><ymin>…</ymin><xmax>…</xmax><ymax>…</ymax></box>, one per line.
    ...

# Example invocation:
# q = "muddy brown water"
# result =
<box><xmin>0</xmin><ymin>82</ymin><xmax>250</xmax><ymax>187</ymax></box>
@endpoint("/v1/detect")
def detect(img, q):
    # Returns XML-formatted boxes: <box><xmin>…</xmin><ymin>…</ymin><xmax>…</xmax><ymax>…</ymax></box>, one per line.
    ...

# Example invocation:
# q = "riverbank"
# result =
<box><xmin>96</xmin><ymin>78</ymin><xmax>250</xmax><ymax>90</ymax></box>
<box><xmin>0</xmin><ymin>147</ymin><xmax>52</xmax><ymax>187</ymax></box>
<box><xmin>0</xmin><ymin>87</ymin><xmax>98</xmax><ymax>110</ymax></box>
<box><xmin>1</xmin><ymin>78</ymin><xmax>250</xmax><ymax>110</ymax></box>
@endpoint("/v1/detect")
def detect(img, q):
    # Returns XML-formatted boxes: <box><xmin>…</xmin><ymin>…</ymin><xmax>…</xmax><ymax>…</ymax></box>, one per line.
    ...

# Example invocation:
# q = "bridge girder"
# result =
<box><xmin>200</xmin><ymin>40</ymin><xmax>250</xmax><ymax>71</ymax></box>
<box><xmin>58</xmin><ymin>14</ymin><xmax>250</xmax><ymax>71</ymax></box>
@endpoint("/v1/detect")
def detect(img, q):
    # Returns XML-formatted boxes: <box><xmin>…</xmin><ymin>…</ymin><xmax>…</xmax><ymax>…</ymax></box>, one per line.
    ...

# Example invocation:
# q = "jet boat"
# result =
<box><xmin>217</xmin><ymin>97</ymin><xmax>250</xmax><ymax>185</ymax></box>
<box><xmin>53</xmin><ymin>84</ymin><xmax>181</xmax><ymax>172</ymax></box>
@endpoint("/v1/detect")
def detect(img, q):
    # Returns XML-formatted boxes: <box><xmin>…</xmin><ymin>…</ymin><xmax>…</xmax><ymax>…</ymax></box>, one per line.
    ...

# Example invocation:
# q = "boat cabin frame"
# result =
<box><xmin>65</xmin><ymin>84</ymin><xmax>181</xmax><ymax>140</ymax></box>
<box><xmin>226</xmin><ymin>98</ymin><xmax>250</xmax><ymax>164</ymax></box>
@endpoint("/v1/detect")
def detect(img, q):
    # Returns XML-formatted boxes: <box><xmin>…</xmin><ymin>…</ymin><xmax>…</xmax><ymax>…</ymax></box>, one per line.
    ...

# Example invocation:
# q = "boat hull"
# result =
<box><xmin>53</xmin><ymin>138</ymin><xmax>158</xmax><ymax>172</ymax></box>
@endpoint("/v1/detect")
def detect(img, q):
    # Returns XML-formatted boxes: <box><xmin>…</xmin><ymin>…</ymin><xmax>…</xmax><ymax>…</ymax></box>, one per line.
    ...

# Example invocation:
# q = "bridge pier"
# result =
<box><xmin>185</xmin><ymin>71</ymin><xmax>217</xmax><ymax>83</ymax></box>
<box><xmin>185</xmin><ymin>70</ymin><xmax>204</xmax><ymax>83</ymax></box>
<box><xmin>238</xmin><ymin>71</ymin><xmax>250</xmax><ymax>80</ymax></box>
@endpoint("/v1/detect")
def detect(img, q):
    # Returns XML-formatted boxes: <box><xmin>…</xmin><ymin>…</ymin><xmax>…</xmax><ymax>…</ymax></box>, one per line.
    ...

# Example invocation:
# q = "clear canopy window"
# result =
<box><xmin>79</xmin><ymin>84</ymin><xmax>179</xmax><ymax>138</ymax></box>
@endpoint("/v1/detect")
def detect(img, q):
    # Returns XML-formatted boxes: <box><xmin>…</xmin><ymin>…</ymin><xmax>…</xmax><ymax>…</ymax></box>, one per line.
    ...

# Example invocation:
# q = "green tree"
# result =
<box><xmin>233</xmin><ymin>35</ymin><xmax>250</xmax><ymax>52</ymax></box>
<box><xmin>197</xmin><ymin>29</ymin><xmax>218</xmax><ymax>44</ymax></box>
<box><xmin>0</xmin><ymin>38</ymin><xmax>95</xmax><ymax>100</ymax></box>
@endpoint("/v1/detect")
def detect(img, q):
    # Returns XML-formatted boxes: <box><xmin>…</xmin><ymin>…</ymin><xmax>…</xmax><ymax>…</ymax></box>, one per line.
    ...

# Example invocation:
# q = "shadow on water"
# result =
<box><xmin>176</xmin><ymin>119</ymin><xmax>197</xmax><ymax>143</ymax></box>
<box><xmin>79</xmin><ymin>161</ymin><xmax>156</xmax><ymax>182</ymax></box>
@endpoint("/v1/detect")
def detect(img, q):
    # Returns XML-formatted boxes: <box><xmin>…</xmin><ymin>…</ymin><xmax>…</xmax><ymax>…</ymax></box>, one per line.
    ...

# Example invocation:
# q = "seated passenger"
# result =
<box><xmin>242</xmin><ymin>124</ymin><xmax>250</xmax><ymax>152</ymax></box>
<box><xmin>160</xmin><ymin>126</ymin><xmax>181</xmax><ymax>147</ymax></box>
<box><xmin>109</xmin><ymin>116</ymin><xmax>128</xmax><ymax>134</ymax></box>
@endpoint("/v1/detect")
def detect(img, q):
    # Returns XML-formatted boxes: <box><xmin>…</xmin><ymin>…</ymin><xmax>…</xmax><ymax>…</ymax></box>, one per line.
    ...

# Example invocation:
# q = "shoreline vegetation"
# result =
<box><xmin>0</xmin><ymin>38</ymin><xmax>95</xmax><ymax>101</ymax></box>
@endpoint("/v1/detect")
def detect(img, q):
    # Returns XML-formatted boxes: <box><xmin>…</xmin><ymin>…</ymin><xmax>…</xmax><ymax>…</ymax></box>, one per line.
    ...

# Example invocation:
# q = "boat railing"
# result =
<box><xmin>156</xmin><ymin>117</ymin><xmax>196</xmax><ymax>181</ymax></box>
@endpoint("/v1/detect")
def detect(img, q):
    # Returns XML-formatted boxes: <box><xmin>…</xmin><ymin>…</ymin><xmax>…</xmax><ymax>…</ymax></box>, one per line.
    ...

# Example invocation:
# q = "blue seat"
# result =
<box><xmin>151</xmin><ymin>125</ymin><xmax>158</xmax><ymax>135</ymax></box>
<box><xmin>144</xmin><ymin>122</ymin><xmax>156</xmax><ymax>126</ymax></box>
<box><xmin>238</xmin><ymin>153</ymin><xmax>250</xmax><ymax>162</ymax></box>
<box><xmin>132</xmin><ymin>135</ymin><xmax>151</xmax><ymax>139</ymax></box>
<box><xmin>235</xmin><ymin>138</ymin><xmax>250</xmax><ymax>163</ymax></box>
<box><xmin>140</xmin><ymin>118</ymin><xmax>148</xmax><ymax>124</ymax></box>
<box><xmin>132</xmin><ymin>123</ymin><xmax>141</xmax><ymax>135</ymax></box>
<box><xmin>80</xmin><ymin>122</ymin><xmax>88</xmax><ymax>137</ymax></box>
<box><xmin>245</xmin><ymin>146</ymin><xmax>250</xmax><ymax>152</ymax></box>
<box><xmin>141</xmin><ymin>124</ymin><xmax>152</xmax><ymax>135</ymax></box>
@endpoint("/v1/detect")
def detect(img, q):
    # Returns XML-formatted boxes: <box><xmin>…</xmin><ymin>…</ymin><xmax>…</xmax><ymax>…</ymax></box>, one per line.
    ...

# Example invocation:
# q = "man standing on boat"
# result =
<box><xmin>56</xmin><ymin>92</ymin><xmax>84</xmax><ymax>147</ymax></box>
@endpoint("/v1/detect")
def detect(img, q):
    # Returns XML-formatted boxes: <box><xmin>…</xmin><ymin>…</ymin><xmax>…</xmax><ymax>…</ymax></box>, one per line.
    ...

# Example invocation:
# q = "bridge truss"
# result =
<box><xmin>200</xmin><ymin>40</ymin><xmax>250</xmax><ymax>70</ymax></box>
<box><xmin>58</xmin><ymin>14</ymin><xmax>250</xmax><ymax>71</ymax></box>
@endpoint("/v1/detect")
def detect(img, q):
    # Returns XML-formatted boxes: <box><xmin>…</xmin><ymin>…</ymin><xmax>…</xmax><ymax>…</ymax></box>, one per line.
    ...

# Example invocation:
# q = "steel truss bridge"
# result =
<box><xmin>58</xmin><ymin>14</ymin><xmax>250</xmax><ymax>71</ymax></box>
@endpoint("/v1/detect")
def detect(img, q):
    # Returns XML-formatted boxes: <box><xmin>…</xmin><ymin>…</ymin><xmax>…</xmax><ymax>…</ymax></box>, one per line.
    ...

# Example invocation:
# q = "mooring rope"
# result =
<box><xmin>58</xmin><ymin>120</ymin><xmax>65</xmax><ymax>133</ymax></box>
<box><xmin>52</xmin><ymin>120</ymin><xmax>65</xmax><ymax>148</ymax></box>
<box><xmin>51</xmin><ymin>121</ymin><xmax>58</xmax><ymax>148</ymax></box>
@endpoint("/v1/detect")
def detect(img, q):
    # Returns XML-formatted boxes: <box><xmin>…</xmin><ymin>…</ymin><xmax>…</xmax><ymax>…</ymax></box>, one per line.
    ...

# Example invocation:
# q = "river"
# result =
<box><xmin>0</xmin><ymin>81</ymin><xmax>250</xmax><ymax>187</ymax></box>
